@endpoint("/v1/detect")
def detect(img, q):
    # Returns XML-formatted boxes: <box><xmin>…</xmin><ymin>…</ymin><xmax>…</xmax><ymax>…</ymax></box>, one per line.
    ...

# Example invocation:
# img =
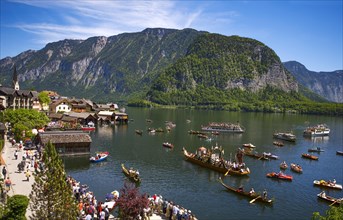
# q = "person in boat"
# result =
<box><xmin>263</xmin><ymin>189</ymin><xmax>267</xmax><ymax>199</ymax></box>
<box><xmin>333</xmin><ymin>179</ymin><xmax>336</xmax><ymax>184</ymax></box>
<box><xmin>238</xmin><ymin>185</ymin><xmax>243</xmax><ymax>192</ymax></box>
<box><xmin>249</xmin><ymin>188</ymin><xmax>255</xmax><ymax>195</ymax></box>
<box><xmin>320</xmin><ymin>191</ymin><xmax>326</xmax><ymax>197</ymax></box>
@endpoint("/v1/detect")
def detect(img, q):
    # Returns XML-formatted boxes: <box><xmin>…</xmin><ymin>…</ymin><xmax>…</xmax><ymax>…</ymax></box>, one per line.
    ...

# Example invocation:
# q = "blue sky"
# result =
<box><xmin>0</xmin><ymin>0</ymin><xmax>342</xmax><ymax>71</ymax></box>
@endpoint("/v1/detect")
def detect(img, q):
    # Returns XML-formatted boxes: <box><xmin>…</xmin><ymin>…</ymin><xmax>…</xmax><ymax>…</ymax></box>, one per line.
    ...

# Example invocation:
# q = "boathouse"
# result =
<box><xmin>36</xmin><ymin>131</ymin><xmax>92</xmax><ymax>155</ymax></box>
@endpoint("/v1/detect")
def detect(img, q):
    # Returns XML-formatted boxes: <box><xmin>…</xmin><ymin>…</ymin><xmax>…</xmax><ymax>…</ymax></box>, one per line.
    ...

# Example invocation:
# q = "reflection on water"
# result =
<box><xmin>65</xmin><ymin>108</ymin><xmax>343</xmax><ymax>220</ymax></box>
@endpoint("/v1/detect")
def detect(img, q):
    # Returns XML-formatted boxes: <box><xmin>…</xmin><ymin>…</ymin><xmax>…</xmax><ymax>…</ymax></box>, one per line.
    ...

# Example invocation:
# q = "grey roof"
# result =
<box><xmin>38</xmin><ymin>131</ymin><xmax>92</xmax><ymax>144</ymax></box>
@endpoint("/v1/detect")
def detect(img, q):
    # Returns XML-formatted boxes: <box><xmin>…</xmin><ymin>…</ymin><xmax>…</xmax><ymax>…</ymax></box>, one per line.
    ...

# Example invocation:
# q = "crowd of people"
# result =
<box><xmin>144</xmin><ymin>194</ymin><xmax>197</xmax><ymax>220</ymax></box>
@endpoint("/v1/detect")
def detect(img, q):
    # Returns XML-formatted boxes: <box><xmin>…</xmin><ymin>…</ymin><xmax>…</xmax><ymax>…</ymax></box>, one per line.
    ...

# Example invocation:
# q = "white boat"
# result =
<box><xmin>313</xmin><ymin>180</ymin><xmax>342</xmax><ymax>190</ymax></box>
<box><xmin>303</xmin><ymin>124</ymin><xmax>330</xmax><ymax>137</ymax></box>
<box><xmin>201</xmin><ymin>122</ymin><xmax>245</xmax><ymax>133</ymax></box>
<box><xmin>273</xmin><ymin>132</ymin><xmax>296</xmax><ymax>142</ymax></box>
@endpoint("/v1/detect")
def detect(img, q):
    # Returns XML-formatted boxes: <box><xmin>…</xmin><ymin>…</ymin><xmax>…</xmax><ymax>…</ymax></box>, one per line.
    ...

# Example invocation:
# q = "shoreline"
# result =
<box><xmin>1</xmin><ymin>136</ymin><xmax>34</xmax><ymax>218</ymax></box>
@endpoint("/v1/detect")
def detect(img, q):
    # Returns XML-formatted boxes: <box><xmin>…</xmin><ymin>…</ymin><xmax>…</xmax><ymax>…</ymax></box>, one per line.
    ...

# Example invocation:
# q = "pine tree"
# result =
<box><xmin>29</xmin><ymin>141</ymin><xmax>78</xmax><ymax>219</ymax></box>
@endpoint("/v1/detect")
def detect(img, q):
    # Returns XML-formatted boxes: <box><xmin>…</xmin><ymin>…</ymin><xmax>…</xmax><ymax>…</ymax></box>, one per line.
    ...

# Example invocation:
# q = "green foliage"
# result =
<box><xmin>3</xmin><ymin>109</ymin><xmax>49</xmax><ymax>141</ymax></box>
<box><xmin>29</xmin><ymin>141</ymin><xmax>78</xmax><ymax>219</ymax></box>
<box><xmin>312</xmin><ymin>204</ymin><xmax>343</xmax><ymax>220</ymax></box>
<box><xmin>38</xmin><ymin>91</ymin><xmax>50</xmax><ymax>105</ymax></box>
<box><xmin>3</xmin><ymin>194</ymin><xmax>29</xmax><ymax>220</ymax></box>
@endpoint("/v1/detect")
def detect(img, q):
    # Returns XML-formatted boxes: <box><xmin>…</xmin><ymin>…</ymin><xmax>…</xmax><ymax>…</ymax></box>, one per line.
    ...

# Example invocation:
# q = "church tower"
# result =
<box><xmin>13</xmin><ymin>65</ymin><xmax>20</xmax><ymax>90</ymax></box>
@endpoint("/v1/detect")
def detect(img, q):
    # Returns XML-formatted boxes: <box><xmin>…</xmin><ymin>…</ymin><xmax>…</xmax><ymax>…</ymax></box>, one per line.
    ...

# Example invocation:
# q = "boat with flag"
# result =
<box><xmin>218</xmin><ymin>177</ymin><xmax>273</xmax><ymax>204</ymax></box>
<box><xmin>182</xmin><ymin>145</ymin><xmax>250</xmax><ymax>176</ymax></box>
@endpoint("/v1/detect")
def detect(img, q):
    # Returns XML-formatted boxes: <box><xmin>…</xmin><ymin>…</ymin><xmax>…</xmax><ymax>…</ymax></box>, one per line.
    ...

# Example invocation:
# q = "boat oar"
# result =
<box><xmin>250</xmin><ymin>196</ymin><xmax>261</xmax><ymax>204</ymax></box>
<box><xmin>329</xmin><ymin>200</ymin><xmax>337</xmax><ymax>206</ymax></box>
<box><xmin>224</xmin><ymin>168</ymin><xmax>231</xmax><ymax>176</ymax></box>
<box><xmin>329</xmin><ymin>198</ymin><xmax>341</xmax><ymax>206</ymax></box>
<box><xmin>258</xmin><ymin>155</ymin><xmax>264</xmax><ymax>160</ymax></box>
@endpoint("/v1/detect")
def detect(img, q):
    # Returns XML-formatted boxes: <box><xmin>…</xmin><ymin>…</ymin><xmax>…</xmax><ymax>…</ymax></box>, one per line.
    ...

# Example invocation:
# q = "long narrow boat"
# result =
<box><xmin>313</xmin><ymin>180</ymin><xmax>342</xmax><ymax>190</ymax></box>
<box><xmin>121</xmin><ymin>164</ymin><xmax>141</xmax><ymax>183</ymax></box>
<box><xmin>182</xmin><ymin>147</ymin><xmax>250</xmax><ymax>176</ymax></box>
<box><xmin>218</xmin><ymin>177</ymin><xmax>273</xmax><ymax>204</ymax></box>
<box><xmin>336</xmin><ymin>151</ymin><xmax>343</xmax><ymax>156</ymax></box>
<box><xmin>301</xmin><ymin>153</ymin><xmax>319</xmax><ymax>160</ymax></box>
<box><xmin>162</xmin><ymin>142</ymin><xmax>174</xmax><ymax>148</ymax></box>
<box><xmin>266</xmin><ymin>172</ymin><xmax>293</xmax><ymax>181</ymax></box>
<box><xmin>89</xmin><ymin>152</ymin><xmax>109</xmax><ymax>163</ymax></box>
<box><xmin>308</xmin><ymin>147</ymin><xmax>324</xmax><ymax>153</ymax></box>
<box><xmin>243</xmin><ymin>150</ymin><xmax>269</xmax><ymax>160</ymax></box>
<box><xmin>242</xmin><ymin>143</ymin><xmax>256</xmax><ymax>149</ymax></box>
<box><xmin>135</xmin><ymin>129</ymin><xmax>143</xmax><ymax>135</ymax></box>
<box><xmin>263</xmin><ymin>152</ymin><xmax>279</xmax><ymax>160</ymax></box>
<box><xmin>317</xmin><ymin>191</ymin><xmax>342</xmax><ymax>206</ymax></box>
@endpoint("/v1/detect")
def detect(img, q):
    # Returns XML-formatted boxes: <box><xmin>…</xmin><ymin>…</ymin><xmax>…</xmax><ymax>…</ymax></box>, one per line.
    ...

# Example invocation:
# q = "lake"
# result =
<box><xmin>64</xmin><ymin>108</ymin><xmax>343</xmax><ymax>219</ymax></box>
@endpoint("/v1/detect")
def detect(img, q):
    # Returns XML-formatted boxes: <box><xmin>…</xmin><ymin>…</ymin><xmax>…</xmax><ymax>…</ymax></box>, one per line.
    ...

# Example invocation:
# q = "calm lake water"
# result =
<box><xmin>64</xmin><ymin>108</ymin><xmax>343</xmax><ymax>220</ymax></box>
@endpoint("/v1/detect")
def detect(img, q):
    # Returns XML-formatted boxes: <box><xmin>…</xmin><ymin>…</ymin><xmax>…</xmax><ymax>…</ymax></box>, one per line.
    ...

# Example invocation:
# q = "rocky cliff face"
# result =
<box><xmin>0</xmin><ymin>28</ymin><xmax>203</xmax><ymax>101</ymax></box>
<box><xmin>284</xmin><ymin>61</ymin><xmax>343</xmax><ymax>103</ymax></box>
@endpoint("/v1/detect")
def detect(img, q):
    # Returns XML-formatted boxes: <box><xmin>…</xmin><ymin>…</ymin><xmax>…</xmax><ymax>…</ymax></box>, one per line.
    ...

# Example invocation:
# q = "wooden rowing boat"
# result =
<box><xmin>266</xmin><ymin>172</ymin><xmax>293</xmax><ymax>181</ymax></box>
<box><xmin>121</xmin><ymin>164</ymin><xmax>141</xmax><ymax>183</ymax></box>
<box><xmin>182</xmin><ymin>147</ymin><xmax>250</xmax><ymax>176</ymax></box>
<box><xmin>135</xmin><ymin>129</ymin><xmax>143</xmax><ymax>135</ymax></box>
<box><xmin>317</xmin><ymin>191</ymin><xmax>342</xmax><ymax>206</ymax></box>
<box><xmin>218</xmin><ymin>177</ymin><xmax>273</xmax><ymax>204</ymax></box>
<box><xmin>280</xmin><ymin>161</ymin><xmax>288</xmax><ymax>169</ymax></box>
<box><xmin>301</xmin><ymin>153</ymin><xmax>318</xmax><ymax>160</ymax></box>
<box><xmin>290</xmin><ymin>163</ymin><xmax>303</xmax><ymax>173</ymax></box>
<box><xmin>273</xmin><ymin>141</ymin><xmax>284</xmax><ymax>147</ymax></box>
<box><xmin>162</xmin><ymin>142</ymin><xmax>174</xmax><ymax>148</ymax></box>
<box><xmin>313</xmin><ymin>180</ymin><xmax>342</xmax><ymax>190</ymax></box>
<box><xmin>242</xmin><ymin>143</ymin><xmax>256</xmax><ymax>149</ymax></box>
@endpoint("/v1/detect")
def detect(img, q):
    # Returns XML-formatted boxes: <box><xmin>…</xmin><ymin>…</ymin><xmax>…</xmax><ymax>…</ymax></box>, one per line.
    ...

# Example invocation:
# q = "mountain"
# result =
<box><xmin>147</xmin><ymin>33</ymin><xmax>304</xmax><ymax>105</ymax></box>
<box><xmin>0</xmin><ymin>28</ymin><xmax>204</xmax><ymax>102</ymax></box>
<box><xmin>0</xmin><ymin>28</ymin><xmax>323</xmax><ymax>106</ymax></box>
<box><xmin>283</xmin><ymin>61</ymin><xmax>343</xmax><ymax>103</ymax></box>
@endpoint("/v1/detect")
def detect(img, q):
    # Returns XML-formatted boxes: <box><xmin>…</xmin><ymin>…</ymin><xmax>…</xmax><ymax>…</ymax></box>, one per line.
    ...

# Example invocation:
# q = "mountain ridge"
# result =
<box><xmin>0</xmin><ymin>28</ymin><xmax>338</xmax><ymax>106</ymax></box>
<box><xmin>283</xmin><ymin>61</ymin><xmax>343</xmax><ymax>103</ymax></box>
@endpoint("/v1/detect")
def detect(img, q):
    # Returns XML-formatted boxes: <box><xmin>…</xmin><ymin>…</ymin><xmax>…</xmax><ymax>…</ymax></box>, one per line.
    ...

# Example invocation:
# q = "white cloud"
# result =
<box><xmin>9</xmin><ymin>0</ymin><xmax>238</xmax><ymax>45</ymax></box>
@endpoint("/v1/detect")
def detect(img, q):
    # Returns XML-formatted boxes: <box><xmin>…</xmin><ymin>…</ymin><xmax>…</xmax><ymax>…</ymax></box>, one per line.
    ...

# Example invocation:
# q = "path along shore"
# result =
<box><xmin>1</xmin><ymin>136</ymin><xmax>165</xmax><ymax>220</ymax></box>
<box><xmin>1</xmin><ymin>136</ymin><xmax>34</xmax><ymax>218</ymax></box>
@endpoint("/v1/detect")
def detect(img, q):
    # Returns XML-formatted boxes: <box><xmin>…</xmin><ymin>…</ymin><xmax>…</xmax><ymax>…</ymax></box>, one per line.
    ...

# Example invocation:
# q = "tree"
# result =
<box><xmin>3</xmin><ymin>194</ymin><xmax>29</xmax><ymax>220</ymax></box>
<box><xmin>29</xmin><ymin>141</ymin><xmax>78</xmax><ymax>219</ymax></box>
<box><xmin>115</xmin><ymin>181</ymin><xmax>149</xmax><ymax>219</ymax></box>
<box><xmin>3</xmin><ymin>109</ymin><xmax>49</xmax><ymax>141</ymax></box>
<box><xmin>312</xmin><ymin>204</ymin><xmax>343</xmax><ymax>220</ymax></box>
<box><xmin>38</xmin><ymin>91</ymin><xmax>51</xmax><ymax>107</ymax></box>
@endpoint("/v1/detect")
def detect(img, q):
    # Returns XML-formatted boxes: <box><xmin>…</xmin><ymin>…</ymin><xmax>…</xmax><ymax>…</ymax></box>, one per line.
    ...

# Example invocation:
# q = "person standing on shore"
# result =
<box><xmin>2</xmin><ymin>166</ymin><xmax>7</xmax><ymax>179</ymax></box>
<box><xmin>25</xmin><ymin>169</ymin><xmax>31</xmax><ymax>181</ymax></box>
<box><xmin>4</xmin><ymin>177</ymin><xmax>11</xmax><ymax>192</ymax></box>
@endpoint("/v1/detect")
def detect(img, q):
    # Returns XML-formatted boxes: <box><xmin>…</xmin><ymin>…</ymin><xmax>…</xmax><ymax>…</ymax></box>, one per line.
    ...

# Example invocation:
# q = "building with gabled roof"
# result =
<box><xmin>35</xmin><ymin>131</ymin><xmax>92</xmax><ymax>155</ymax></box>
<box><xmin>0</xmin><ymin>65</ymin><xmax>38</xmax><ymax>110</ymax></box>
